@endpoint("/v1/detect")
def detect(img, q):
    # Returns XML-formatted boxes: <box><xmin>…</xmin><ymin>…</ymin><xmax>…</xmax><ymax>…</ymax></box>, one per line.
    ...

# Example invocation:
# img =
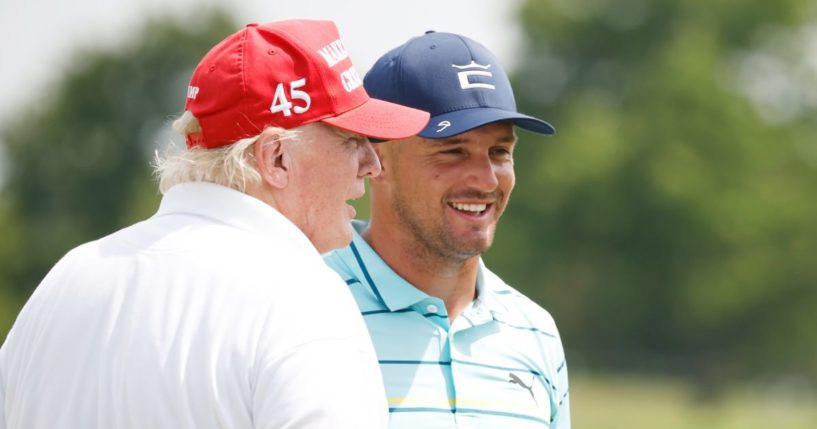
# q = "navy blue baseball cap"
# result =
<box><xmin>363</xmin><ymin>31</ymin><xmax>555</xmax><ymax>139</ymax></box>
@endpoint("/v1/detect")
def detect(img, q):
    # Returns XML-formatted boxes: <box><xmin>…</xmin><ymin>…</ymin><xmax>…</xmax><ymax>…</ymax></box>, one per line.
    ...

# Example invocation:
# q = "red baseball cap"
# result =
<box><xmin>183</xmin><ymin>20</ymin><xmax>430</xmax><ymax>148</ymax></box>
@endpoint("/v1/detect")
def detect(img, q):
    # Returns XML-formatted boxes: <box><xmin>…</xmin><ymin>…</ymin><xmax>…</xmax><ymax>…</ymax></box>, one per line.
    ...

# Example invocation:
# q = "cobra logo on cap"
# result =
<box><xmin>451</xmin><ymin>61</ymin><xmax>495</xmax><ymax>90</ymax></box>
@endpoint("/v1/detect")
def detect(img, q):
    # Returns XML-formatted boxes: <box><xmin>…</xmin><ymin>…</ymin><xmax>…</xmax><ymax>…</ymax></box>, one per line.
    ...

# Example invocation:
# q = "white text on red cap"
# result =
<box><xmin>317</xmin><ymin>39</ymin><xmax>349</xmax><ymax>68</ymax></box>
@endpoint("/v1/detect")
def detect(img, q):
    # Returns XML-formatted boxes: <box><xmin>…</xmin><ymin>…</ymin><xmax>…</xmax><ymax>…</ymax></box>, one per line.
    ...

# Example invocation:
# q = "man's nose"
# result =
<box><xmin>359</xmin><ymin>140</ymin><xmax>382</xmax><ymax>178</ymax></box>
<box><xmin>465</xmin><ymin>152</ymin><xmax>499</xmax><ymax>191</ymax></box>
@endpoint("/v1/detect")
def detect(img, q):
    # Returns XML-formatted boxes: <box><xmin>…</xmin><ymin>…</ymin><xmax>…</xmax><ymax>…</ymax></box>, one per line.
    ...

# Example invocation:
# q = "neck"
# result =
<box><xmin>245</xmin><ymin>182</ymin><xmax>279</xmax><ymax>211</ymax></box>
<box><xmin>363</xmin><ymin>219</ymin><xmax>479</xmax><ymax>322</ymax></box>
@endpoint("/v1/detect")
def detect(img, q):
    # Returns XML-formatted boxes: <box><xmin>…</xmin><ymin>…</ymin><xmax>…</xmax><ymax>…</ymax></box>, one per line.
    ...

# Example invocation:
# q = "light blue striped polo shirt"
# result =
<box><xmin>323</xmin><ymin>221</ymin><xmax>570</xmax><ymax>428</ymax></box>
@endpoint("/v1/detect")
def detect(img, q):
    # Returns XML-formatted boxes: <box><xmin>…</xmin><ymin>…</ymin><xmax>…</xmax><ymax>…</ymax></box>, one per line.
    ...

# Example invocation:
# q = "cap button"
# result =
<box><xmin>425</xmin><ymin>30</ymin><xmax>436</xmax><ymax>34</ymax></box>
<box><xmin>246</xmin><ymin>22</ymin><xmax>259</xmax><ymax>27</ymax></box>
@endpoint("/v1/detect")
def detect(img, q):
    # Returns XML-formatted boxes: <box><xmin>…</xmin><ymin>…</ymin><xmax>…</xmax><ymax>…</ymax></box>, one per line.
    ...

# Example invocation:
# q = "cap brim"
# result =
<box><xmin>322</xmin><ymin>98</ymin><xmax>430</xmax><ymax>141</ymax></box>
<box><xmin>419</xmin><ymin>107</ymin><xmax>555</xmax><ymax>139</ymax></box>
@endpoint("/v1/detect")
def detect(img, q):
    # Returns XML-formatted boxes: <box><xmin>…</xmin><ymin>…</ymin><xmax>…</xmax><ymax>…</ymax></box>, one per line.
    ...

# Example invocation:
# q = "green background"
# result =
<box><xmin>1</xmin><ymin>1</ymin><xmax>815</xmax><ymax>427</ymax></box>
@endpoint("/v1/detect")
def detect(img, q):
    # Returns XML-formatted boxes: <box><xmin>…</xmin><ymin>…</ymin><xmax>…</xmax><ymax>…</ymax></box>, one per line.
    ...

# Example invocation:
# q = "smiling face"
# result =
<box><xmin>283</xmin><ymin>123</ymin><xmax>381</xmax><ymax>253</ymax></box>
<box><xmin>372</xmin><ymin>121</ymin><xmax>516</xmax><ymax>263</ymax></box>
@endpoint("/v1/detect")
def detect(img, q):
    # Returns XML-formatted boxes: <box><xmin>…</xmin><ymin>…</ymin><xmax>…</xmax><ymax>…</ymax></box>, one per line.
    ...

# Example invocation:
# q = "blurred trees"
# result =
<box><xmin>488</xmin><ymin>0</ymin><xmax>817</xmax><ymax>388</ymax></box>
<box><xmin>0</xmin><ymin>11</ymin><xmax>237</xmax><ymax>340</ymax></box>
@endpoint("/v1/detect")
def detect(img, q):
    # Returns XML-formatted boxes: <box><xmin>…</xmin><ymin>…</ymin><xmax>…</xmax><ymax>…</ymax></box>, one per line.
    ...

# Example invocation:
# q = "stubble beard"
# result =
<box><xmin>391</xmin><ymin>192</ymin><xmax>497</xmax><ymax>267</ymax></box>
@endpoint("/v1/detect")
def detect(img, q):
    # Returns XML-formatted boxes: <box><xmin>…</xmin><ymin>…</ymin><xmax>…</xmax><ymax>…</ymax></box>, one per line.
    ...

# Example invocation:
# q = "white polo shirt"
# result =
<box><xmin>0</xmin><ymin>182</ymin><xmax>388</xmax><ymax>429</ymax></box>
<box><xmin>324</xmin><ymin>221</ymin><xmax>571</xmax><ymax>428</ymax></box>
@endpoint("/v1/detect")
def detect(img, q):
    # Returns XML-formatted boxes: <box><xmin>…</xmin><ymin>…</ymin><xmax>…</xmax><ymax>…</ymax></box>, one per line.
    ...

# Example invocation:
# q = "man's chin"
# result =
<box><xmin>312</xmin><ymin>226</ymin><xmax>353</xmax><ymax>254</ymax></box>
<box><xmin>446</xmin><ymin>236</ymin><xmax>493</xmax><ymax>259</ymax></box>
<box><xmin>454</xmin><ymin>229</ymin><xmax>494</xmax><ymax>250</ymax></box>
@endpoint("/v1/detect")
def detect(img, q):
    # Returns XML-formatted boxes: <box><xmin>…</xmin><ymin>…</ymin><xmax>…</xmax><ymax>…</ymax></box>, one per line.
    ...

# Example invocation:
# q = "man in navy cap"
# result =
<box><xmin>324</xmin><ymin>31</ymin><xmax>570</xmax><ymax>428</ymax></box>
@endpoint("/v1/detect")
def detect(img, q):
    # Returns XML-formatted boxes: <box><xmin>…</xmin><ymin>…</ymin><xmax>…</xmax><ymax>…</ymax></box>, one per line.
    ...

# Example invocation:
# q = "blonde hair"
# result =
<box><xmin>153</xmin><ymin>111</ymin><xmax>298</xmax><ymax>194</ymax></box>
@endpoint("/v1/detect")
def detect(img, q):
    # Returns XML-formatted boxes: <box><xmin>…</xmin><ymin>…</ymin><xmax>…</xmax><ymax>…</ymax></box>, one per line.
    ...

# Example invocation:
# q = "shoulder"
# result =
<box><xmin>482</xmin><ymin>266</ymin><xmax>561</xmax><ymax>338</ymax></box>
<box><xmin>322</xmin><ymin>245</ymin><xmax>385</xmax><ymax>312</ymax></box>
<box><xmin>38</xmin><ymin>237</ymin><xmax>109</xmax><ymax>283</ymax></box>
<box><xmin>322</xmin><ymin>245</ymin><xmax>357</xmax><ymax>281</ymax></box>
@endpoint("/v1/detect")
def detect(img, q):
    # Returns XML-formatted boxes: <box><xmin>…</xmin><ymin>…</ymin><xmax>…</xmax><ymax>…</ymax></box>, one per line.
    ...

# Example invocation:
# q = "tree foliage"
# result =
<box><xmin>487</xmin><ymin>0</ymin><xmax>817</xmax><ymax>386</ymax></box>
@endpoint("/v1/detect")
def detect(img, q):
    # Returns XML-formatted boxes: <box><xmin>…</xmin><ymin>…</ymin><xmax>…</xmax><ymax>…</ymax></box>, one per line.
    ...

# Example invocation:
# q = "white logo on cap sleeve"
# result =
<box><xmin>340</xmin><ymin>66</ymin><xmax>363</xmax><ymax>92</ymax></box>
<box><xmin>436</xmin><ymin>121</ymin><xmax>451</xmax><ymax>133</ymax></box>
<box><xmin>317</xmin><ymin>39</ymin><xmax>349</xmax><ymax>67</ymax></box>
<box><xmin>452</xmin><ymin>61</ymin><xmax>495</xmax><ymax>90</ymax></box>
<box><xmin>186</xmin><ymin>86</ymin><xmax>200</xmax><ymax>99</ymax></box>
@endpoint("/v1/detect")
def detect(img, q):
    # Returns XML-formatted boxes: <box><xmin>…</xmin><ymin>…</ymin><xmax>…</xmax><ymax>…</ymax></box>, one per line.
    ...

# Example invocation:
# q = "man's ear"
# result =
<box><xmin>255</xmin><ymin>129</ymin><xmax>289</xmax><ymax>189</ymax></box>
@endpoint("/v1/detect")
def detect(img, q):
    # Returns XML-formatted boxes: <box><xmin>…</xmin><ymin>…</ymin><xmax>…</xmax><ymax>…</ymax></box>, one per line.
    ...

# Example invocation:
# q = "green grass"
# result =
<box><xmin>571</xmin><ymin>374</ymin><xmax>817</xmax><ymax>429</ymax></box>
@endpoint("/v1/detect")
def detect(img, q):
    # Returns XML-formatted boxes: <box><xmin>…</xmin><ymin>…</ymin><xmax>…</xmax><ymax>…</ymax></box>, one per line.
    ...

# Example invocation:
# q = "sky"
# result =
<box><xmin>0</xmin><ymin>0</ymin><xmax>524</xmax><ymax>127</ymax></box>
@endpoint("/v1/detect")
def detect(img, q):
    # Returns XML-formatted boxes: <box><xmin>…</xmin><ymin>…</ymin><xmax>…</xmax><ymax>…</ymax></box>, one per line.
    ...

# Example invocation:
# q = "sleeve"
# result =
<box><xmin>251</xmin><ymin>337</ymin><xmax>388</xmax><ymax>429</ymax></box>
<box><xmin>519</xmin><ymin>294</ymin><xmax>570</xmax><ymax>429</ymax></box>
<box><xmin>551</xmin><ymin>359</ymin><xmax>571</xmax><ymax>429</ymax></box>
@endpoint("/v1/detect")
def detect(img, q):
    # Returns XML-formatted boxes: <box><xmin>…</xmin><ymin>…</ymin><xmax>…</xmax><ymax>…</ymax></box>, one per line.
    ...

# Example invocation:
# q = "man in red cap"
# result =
<box><xmin>0</xmin><ymin>20</ymin><xmax>428</xmax><ymax>429</ymax></box>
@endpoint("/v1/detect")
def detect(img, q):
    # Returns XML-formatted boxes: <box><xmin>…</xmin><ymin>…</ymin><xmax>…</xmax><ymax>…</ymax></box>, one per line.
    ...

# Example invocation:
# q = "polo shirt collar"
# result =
<box><xmin>349</xmin><ymin>221</ymin><xmax>510</xmax><ymax>317</ymax></box>
<box><xmin>349</xmin><ymin>221</ymin><xmax>427</xmax><ymax>312</ymax></box>
<box><xmin>474</xmin><ymin>259</ymin><xmax>511</xmax><ymax>316</ymax></box>
<box><xmin>156</xmin><ymin>182</ymin><xmax>316</xmax><ymax>254</ymax></box>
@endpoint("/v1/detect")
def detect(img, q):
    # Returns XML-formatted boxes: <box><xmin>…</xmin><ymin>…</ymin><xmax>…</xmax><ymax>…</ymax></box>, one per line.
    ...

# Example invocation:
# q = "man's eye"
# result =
<box><xmin>440</xmin><ymin>148</ymin><xmax>463</xmax><ymax>155</ymax></box>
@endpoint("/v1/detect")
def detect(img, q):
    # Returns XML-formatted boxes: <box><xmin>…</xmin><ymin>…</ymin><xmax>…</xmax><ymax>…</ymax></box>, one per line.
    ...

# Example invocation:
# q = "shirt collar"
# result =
<box><xmin>473</xmin><ymin>259</ymin><xmax>510</xmax><ymax>316</ymax></box>
<box><xmin>347</xmin><ymin>220</ymin><xmax>510</xmax><ymax>316</ymax></box>
<box><xmin>348</xmin><ymin>221</ymin><xmax>428</xmax><ymax>311</ymax></box>
<box><xmin>156</xmin><ymin>182</ymin><xmax>316</xmax><ymax>254</ymax></box>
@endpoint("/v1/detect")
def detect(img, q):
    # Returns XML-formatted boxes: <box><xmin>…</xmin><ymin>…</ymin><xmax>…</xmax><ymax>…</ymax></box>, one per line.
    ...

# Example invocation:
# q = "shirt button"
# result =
<box><xmin>426</xmin><ymin>304</ymin><xmax>439</xmax><ymax>314</ymax></box>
